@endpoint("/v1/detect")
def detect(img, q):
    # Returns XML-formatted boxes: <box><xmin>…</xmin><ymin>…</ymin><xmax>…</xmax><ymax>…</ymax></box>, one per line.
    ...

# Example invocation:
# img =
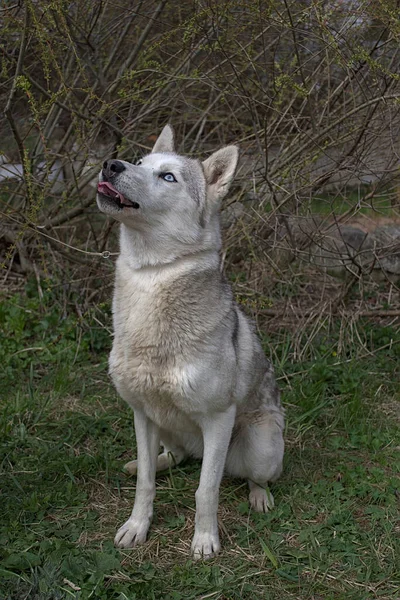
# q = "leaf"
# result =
<box><xmin>259</xmin><ymin>538</ymin><xmax>279</xmax><ymax>569</ymax></box>
<box><xmin>238</xmin><ymin>502</ymin><xmax>249</xmax><ymax>515</ymax></box>
<box><xmin>93</xmin><ymin>551</ymin><xmax>121</xmax><ymax>572</ymax></box>
<box><xmin>283</xmin><ymin>548</ymin><xmax>309</xmax><ymax>559</ymax></box>
<box><xmin>3</xmin><ymin>551</ymin><xmax>41</xmax><ymax>570</ymax></box>
<box><xmin>0</xmin><ymin>567</ymin><xmax>24</xmax><ymax>579</ymax></box>
<box><xmin>275</xmin><ymin>569</ymin><xmax>300</xmax><ymax>582</ymax></box>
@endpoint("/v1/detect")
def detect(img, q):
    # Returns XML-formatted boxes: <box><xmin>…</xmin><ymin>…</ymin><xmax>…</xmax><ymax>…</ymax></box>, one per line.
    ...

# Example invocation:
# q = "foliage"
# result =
<box><xmin>1</xmin><ymin>0</ymin><xmax>400</xmax><ymax>296</ymax></box>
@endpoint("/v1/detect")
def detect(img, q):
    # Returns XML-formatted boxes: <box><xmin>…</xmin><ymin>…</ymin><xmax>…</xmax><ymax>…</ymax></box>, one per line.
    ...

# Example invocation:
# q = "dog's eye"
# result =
<box><xmin>160</xmin><ymin>172</ymin><xmax>177</xmax><ymax>183</ymax></box>
<box><xmin>136</xmin><ymin>159</ymin><xmax>142</xmax><ymax>166</ymax></box>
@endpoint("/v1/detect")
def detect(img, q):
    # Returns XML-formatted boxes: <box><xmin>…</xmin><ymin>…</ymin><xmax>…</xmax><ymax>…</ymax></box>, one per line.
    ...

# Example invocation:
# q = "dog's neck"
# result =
<box><xmin>119</xmin><ymin>223</ymin><xmax>221</xmax><ymax>272</ymax></box>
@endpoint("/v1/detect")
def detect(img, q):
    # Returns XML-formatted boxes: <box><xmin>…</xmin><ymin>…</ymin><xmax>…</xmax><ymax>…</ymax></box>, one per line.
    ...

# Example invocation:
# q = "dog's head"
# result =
<box><xmin>97</xmin><ymin>125</ymin><xmax>238</xmax><ymax>223</ymax></box>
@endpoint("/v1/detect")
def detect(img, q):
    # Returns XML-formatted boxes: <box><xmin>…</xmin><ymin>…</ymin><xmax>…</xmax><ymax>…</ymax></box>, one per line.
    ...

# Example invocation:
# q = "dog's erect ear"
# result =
<box><xmin>202</xmin><ymin>146</ymin><xmax>239</xmax><ymax>203</ymax></box>
<box><xmin>152</xmin><ymin>124</ymin><xmax>175</xmax><ymax>153</ymax></box>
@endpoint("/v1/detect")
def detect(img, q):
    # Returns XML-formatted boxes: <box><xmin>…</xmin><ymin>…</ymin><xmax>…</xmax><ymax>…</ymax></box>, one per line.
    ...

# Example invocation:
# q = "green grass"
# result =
<box><xmin>0</xmin><ymin>287</ymin><xmax>399</xmax><ymax>599</ymax></box>
<box><xmin>309</xmin><ymin>188</ymin><xmax>397</xmax><ymax>217</ymax></box>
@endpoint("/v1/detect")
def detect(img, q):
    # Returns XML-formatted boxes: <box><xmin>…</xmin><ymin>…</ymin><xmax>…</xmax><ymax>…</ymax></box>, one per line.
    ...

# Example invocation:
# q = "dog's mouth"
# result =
<box><xmin>97</xmin><ymin>182</ymin><xmax>140</xmax><ymax>209</ymax></box>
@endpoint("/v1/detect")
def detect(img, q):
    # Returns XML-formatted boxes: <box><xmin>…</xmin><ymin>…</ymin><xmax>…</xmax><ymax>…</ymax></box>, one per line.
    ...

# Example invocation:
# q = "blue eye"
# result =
<box><xmin>161</xmin><ymin>172</ymin><xmax>177</xmax><ymax>182</ymax></box>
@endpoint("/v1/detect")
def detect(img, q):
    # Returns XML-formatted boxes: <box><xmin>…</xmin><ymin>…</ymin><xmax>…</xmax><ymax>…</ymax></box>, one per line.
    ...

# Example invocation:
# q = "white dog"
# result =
<box><xmin>96</xmin><ymin>125</ymin><xmax>285</xmax><ymax>559</ymax></box>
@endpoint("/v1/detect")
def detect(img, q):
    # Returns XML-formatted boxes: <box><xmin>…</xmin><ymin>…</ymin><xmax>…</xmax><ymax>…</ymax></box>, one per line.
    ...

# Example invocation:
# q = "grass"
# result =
<box><xmin>309</xmin><ymin>188</ymin><xmax>398</xmax><ymax>218</ymax></box>
<box><xmin>0</xmin><ymin>285</ymin><xmax>399</xmax><ymax>599</ymax></box>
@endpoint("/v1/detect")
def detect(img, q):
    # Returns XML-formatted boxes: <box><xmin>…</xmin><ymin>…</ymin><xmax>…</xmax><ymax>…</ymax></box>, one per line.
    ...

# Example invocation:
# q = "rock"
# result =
<box><xmin>370</xmin><ymin>225</ymin><xmax>400</xmax><ymax>275</ymax></box>
<box><xmin>272</xmin><ymin>216</ymin><xmax>400</xmax><ymax>280</ymax></box>
<box><xmin>221</xmin><ymin>202</ymin><xmax>246</xmax><ymax>228</ymax></box>
<box><xmin>0</xmin><ymin>163</ymin><xmax>24</xmax><ymax>181</ymax></box>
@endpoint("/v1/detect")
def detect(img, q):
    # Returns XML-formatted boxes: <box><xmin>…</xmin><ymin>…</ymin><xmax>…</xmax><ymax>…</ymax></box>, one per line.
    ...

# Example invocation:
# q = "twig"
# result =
<box><xmin>4</xmin><ymin>4</ymin><xmax>29</xmax><ymax>168</ymax></box>
<box><xmin>108</xmin><ymin>0</ymin><xmax>168</xmax><ymax>95</ymax></box>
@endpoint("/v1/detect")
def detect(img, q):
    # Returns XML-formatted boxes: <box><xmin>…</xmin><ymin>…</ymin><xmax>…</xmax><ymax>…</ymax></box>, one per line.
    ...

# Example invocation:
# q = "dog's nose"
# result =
<box><xmin>102</xmin><ymin>159</ymin><xmax>126</xmax><ymax>180</ymax></box>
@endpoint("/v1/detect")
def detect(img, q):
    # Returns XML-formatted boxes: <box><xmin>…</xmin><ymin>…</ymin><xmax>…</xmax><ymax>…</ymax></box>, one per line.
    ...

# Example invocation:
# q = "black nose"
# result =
<box><xmin>102</xmin><ymin>159</ymin><xmax>125</xmax><ymax>180</ymax></box>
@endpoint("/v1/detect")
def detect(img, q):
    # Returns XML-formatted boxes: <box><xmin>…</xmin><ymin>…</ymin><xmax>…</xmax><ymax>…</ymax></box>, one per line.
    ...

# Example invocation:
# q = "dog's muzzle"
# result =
<box><xmin>102</xmin><ymin>159</ymin><xmax>125</xmax><ymax>181</ymax></box>
<box><xmin>98</xmin><ymin>160</ymin><xmax>140</xmax><ymax>209</ymax></box>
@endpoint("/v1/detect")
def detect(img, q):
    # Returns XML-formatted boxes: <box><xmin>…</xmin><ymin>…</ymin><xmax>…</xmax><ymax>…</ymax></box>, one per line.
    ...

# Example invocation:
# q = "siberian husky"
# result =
<box><xmin>96</xmin><ymin>125</ymin><xmax>284</xmax><ymax>559</ymax></box>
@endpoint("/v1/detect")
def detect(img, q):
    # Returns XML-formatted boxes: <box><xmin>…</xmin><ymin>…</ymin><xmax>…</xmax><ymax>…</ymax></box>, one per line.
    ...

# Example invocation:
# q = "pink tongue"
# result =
<box><xmin>97</xmin><ymin>181</ymin><xmax>128</xmax><ymax>204</ymax></box>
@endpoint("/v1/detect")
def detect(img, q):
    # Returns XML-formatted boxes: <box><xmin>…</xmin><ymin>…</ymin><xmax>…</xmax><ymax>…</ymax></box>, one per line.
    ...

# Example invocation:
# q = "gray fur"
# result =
<box><xmin>96</xmin><ymin>124</ymin><xmax>285</xmax><ymax>559</ymax></box>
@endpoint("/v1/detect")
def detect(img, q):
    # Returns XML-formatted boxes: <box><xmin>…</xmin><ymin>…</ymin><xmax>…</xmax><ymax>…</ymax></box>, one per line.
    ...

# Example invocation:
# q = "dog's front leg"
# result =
<box><xmin>192</xmin><ymin>405</ymin><xmax>236</xmax><ymax>560</ymax></box>
<box><xmin>114</xmin><ymin>407</ymin><xmax>160</xmax><ymax>548</ymax></box>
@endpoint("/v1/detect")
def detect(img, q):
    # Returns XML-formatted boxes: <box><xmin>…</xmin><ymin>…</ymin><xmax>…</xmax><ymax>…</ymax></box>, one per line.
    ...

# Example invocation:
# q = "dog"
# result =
<box><xmin>96</xmin><ymin>125</ymin><xmax>285</xmax><ymax>559</ymax></box>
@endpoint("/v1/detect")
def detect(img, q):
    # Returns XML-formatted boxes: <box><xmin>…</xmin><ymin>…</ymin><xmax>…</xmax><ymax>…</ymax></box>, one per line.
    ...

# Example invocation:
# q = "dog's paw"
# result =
<box><xmin>249</xmin><ymin>485</ymin><xmax>274</xmax><ymax>513</ymax></box>
<box><xmin>123</xmin><ymin>460</ymin><xmax>138</xmax><ymax>475</ymax></box>
<box><xmin>114</xmin><ymin>518</ymin><xmax>149</xmax><ymax>549</ymax></box>
<box><xmin>191</xmin><ymin>531</ymin><xmax>220</xmax><ymax>560</ymax></box>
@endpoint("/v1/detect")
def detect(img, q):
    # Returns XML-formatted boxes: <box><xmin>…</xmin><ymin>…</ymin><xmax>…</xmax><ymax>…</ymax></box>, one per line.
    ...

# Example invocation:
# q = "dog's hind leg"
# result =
<box><xmin>225</xmin><ymin>407</ymin><xmax>284</xmax><ymax>513</ymax></box>
<box><xmin>124</xmin><ymin>446</ymin><xmax>186</xmax><ymax>475</ymax></box>
<box><xmin>248</xmin><ymin>479</ymin><xmax>275</xmax><ymax>512</ymax></box>
<box><xmin>124</xmin><ymin>430</ymin><xmax>187</xmax><ymax>475</ymax></box>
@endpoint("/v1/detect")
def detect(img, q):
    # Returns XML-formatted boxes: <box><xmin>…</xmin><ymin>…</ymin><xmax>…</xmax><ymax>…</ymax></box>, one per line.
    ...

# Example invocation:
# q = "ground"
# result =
<box><xmin>0</xmin><ymin>287</ymin><xmax>399</xmax><ymax>599</ymax></box>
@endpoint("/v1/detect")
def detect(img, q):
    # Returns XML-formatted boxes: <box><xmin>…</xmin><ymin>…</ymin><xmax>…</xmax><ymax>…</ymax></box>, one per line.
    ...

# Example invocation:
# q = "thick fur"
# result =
<box><xmin>96</xmin><ymin>125</ymin><xmax>285</xmax><ymax>559</ymax></box>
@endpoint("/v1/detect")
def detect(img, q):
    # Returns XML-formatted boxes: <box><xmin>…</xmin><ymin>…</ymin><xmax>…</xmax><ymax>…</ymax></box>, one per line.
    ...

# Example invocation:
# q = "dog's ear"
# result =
<box><xmin>202</xmin><ymin>146</ymin><xmax>239</xmax><ymax>203</ymax></box>
<box><xmin>152</xmin><ymin>124</ymin><xmax>175</xmax><ymax>153</ymax></box>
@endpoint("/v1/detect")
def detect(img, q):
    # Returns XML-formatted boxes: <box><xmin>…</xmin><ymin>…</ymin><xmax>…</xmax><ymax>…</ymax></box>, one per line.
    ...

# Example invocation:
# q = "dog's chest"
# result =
<box><xmin>109</xmin><ymin>265</ymin><xmax>213</xmax><ymax>428</ymax></box>
<box><xmin>112</xmin><ymin>265</ymin><xmax>199</xmax><ymax>364</ymax></box>
<box><xmin>110</xmin><ymin>332</ymin><xmax>203</xmax><ymax>432</ymax></box>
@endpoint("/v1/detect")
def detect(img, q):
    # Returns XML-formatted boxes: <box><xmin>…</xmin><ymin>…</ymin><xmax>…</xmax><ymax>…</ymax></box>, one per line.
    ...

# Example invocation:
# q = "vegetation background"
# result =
<box><xmin>0</xmin><ymin>0</ymin><xmax>399</xmax><ymax>598</ymax></box>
